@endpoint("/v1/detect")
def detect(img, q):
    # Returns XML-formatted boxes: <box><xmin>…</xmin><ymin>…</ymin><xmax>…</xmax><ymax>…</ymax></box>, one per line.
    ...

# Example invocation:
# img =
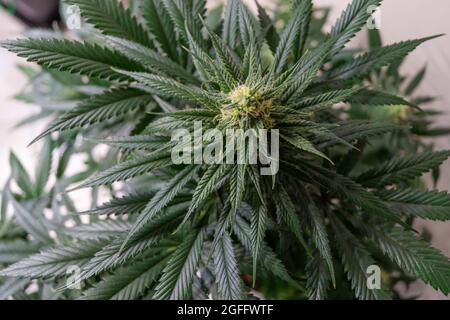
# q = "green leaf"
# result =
<box><xmin>348</xmin><ymin>89</ymin><xmax>417</xmax><ymax>108</ymax></box>
<box><xmin>34</xmin><ymin>138</ymin><xmax>53</xmax><ymax>196</ymax></box>
<box><xmin>273</xmin><ymin>185</ymin><xmax>309</xmax><ymax>252</ymax></box>
<box><xmin>330</xmin><ymin>0</ymin><xmax>382</xmax><ymax>55</ymax></box>
<box><xmin>107</xmin><ymin>36</ymin><xmax>198</xmax><ymax>84</ymax></box>
<box><xmin>233</xmin><ymin>215</ymin><xmax>304</xmax><ymax>291</ymax></box>
<box><xmin>0</xmin><ymin>38</ymin><xmax>141</xmax><ymax>81</ymax></box>
<box><xmin>79</xmin><ymin>236</ymin><xmax>162</xmax><ymax>280</ymax></box>
<box><xmin>330</xmin><ymin>215</ymin><xmax>391</xmax><ymax>300</ymax></box>
<box><xmin>306</xmin><ymin>251</ymin><xmax>330</xmax><ymax>300</ymax></box>
<box><xmin>153</xmin><ymin>228</ymin><xmax>206</xmax><ymax>299</ymax></box>
<box><xmin>214</xmin><ymin>232</ymin><xmax>244</xmax><ymax>300</ymax></box>
<box><xmin>0</xmin><ymin>278</ymin><xmax>30</xmax><ymax>300</ymax></box>
<box><xmin>379</xmin><ymin>188</ymin><xmax>450</xmax><ymax>221</ymax></box>
<box><xmin>276</xmin><ymin>37</ymin><xmax>336</xmax><ymax>101</ymax></box>
<box><xmin>292</xmin><ymin>0</ymin><xmax>313</xmax><ymax>61</ymax></box>
<box><xmin>329</xmin><ymin>36</ymin><xmax>440</xmax><ymax>80</ymax></box>
<box><xmin>356</xmin><ymin>151</ymin><xmax>450</xmax><ymax>188</ymax></box>
<box><xmin>0</xmin><ymin>241</ymin><xmax>106</xmax><ymax>279</ymax></box>
<box><xmin>162</xmin><ymin>0</ymin><xmax>206</xmax><ymax>49</ymax></box>
<box><xmin>366</xmin><ymin>226</ymin><xmax>450</xmax><ymax>295</ymax></box>
<box><xmin>272</xmin><ymin>0</ymin><xmax>312</xmax><ymax>74</ymax></box>
<box><xmin>255</xmin><ymin>0</ymin><xmax>279</xmax><ymax>53</ymax></box>
<box><xmin>204</xmin><ymin>24</ymin><xmax>242</xmax><ymax>82</ymax></box>
<box><xmin>229</xmin><ymin>165</ymin><xmax>247</xmax><ymax>216</ymax></box>
<box><xmin>286</xmin><ymin>162</ymin><xmax>404</xmax><ymax>225</ymax></box>
<box><xmin>306</xmin><ymin>204</ymin><xmax>335</xmax><ymax>286</ymax></box>
<box><xmin>123</xmin><ymin>166</ymin><xmax>199</xmax><ymax>248</ymax></box>
<box><xmin>67</xmin><ymin>0</ymin><xmax>152</xmax><ymax>47</ymax></box>
<box><xmin>222</xmin><ymin>0</ymin><xmax>239</xmax><ymax>49</ymax></box>
<box><xmin>9</xmin><ymin>152</ymin><xmax>34</xmax><ymax>197</ymax></box>
<box><xmin>188</xmin><ymin>165</ymin><xmax>232</xmax><ymax>218</ymax></box>
<box><xmin>281</xmin><ymin>133</ymin><xmax>333</xmax><ymax>163</ymax></box>
<box><xmin>80</xmin><ymin>252</ymin><xmax>170</xmax><ymax>300</ymax></box>
<box><xmin>71</xmin><ymin>149</ymin><xmax>173</xmax><ymax>190</ymax></box>
<box><xmin>141</xmin><ymin>0</ymin><xmax>179</xmax><ymax>62</ymax></box>
<box><xmin>66</xmin><ymin>220</ymin><xmax>132</xmax><ymax>240</ymax></box>
<box><xmin>237</xmin><ymin>0</ymin><xmax>258</xmax><ymax>46</ymax></box>
<box><xmin>78</xmin><ymin>192</ymin><xmax>153</xmax><ymax>216</ymax></box>
<box><xmin>0</xmin><ymin>240</ymin><xmax>40</xmax><ymax>264</ymax></box>
<box><xmin>315</xmin><ymin>121</ymin><xmax>399</xmax><ymax>149</ymax></box>
<box><xmin>97</xmin><ymin>135</ymin><xmax>169</xmax><ymax>152</ymax></box>
<box><xmin>118</xmin><ymin>71</ymin><xmax>217</xmax><ymax>107</ymax></box>
<box><xmin>250</xmin><ymin>206</ymin><xmax>268</xmax><ymax>283</ymax></box>
<box><xmin>8</xmin><ymin>192</ymin><xmax>52</xmax><ymax>244</ymax></box>
<box><xmin>31</xmin><ymin>88</ymin><xmax>153</xmax><ymax>144</ymax></box>
<box><xmin>405</xmin><ymin>65</ymin><xmax>427</xmax><ymax>96</ymax></box>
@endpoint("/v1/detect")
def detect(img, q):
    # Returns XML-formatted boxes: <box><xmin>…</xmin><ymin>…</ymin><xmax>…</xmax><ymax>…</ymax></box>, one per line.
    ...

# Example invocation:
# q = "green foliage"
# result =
<box><xmin>1</xmin><ymin>0</ymin><xmax>449</xmax><ymax>301</ymax></box>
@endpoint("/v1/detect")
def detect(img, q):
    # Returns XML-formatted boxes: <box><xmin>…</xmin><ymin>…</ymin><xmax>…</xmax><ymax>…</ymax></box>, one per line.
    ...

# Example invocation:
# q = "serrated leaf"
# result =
<box><xmin>330</xmin><ymin>0</ymin><xmax>382</xmax><ymax>56</ymax></box>
<box><xmin>34</xmin><ymin>138</ymin><xmax>53</xmax><ymax>196</ymax></box>
<box><xmin>31</xmin><ymin>88</ymin><xmax>153</xmax><ymax>144</ymax></box>
<box><xmin>233</xmin><ymin>215</ymin><xmax>304</xmax><ymax>291</ymax></box>
<box><xmin>118</xmin><ymin>71</ymin><xmax>217</xmax><ymax>107</ymax></box>
<box><xmin>188</xmin><ymin>165</ymin><xmax>232</xmax><ymax>218</ymax></box>
<box><xmin>72</xmin><ymin>149</ymin><xmax>173</xmax><ymax>190</ymax></box>
<box><xmin>329</xmin><ymin>36</ymin><xmax>440</xmax><ymax>80</ymax></box>
<box><xmin>153</xmin><ymin>228</ymin><xmax>205</xmax><ymax>300</ymax></box>
<box><xmin>0</xmin><ymin>278</ymin><xmax>30</xmax><ymax>300</ymax></box>
<box><xmin>0</xmin><ymin>241</ymin><xmax>106</xmax><ymax>279</ymax></box>
<box><xmin>106</xmin><ymin>36</ymin><xmax>198</xmax><ymax>84</ymax></box>
<box><xmin>79</xmin><ymin>236</ymin><xmax>162</xmax><ymax>281</ymax></box>
<box><xmin>214</xmin><ymin>232</ymin><xmax>244</xmax><ymax>300</ymax></box>
<box><xmin>96</xmin><ymin>135</ymin><xmax>169</xmax><ymax>152</ymax></box>
<box><xmin>250</xmin><ymin>206</ymin><xmax>268</xmax><ymax>283</ymax></box>
<box><xmin>379</xmin><ymin>188</ymin><xmax>450</xmax><ymax>221</ymax></box>
<box><xmin>306</xmin><ymin>251</ymin><xmax>330</xmax><ymax>300</ymax></box>
<box><xmin>67</xmin><ymin>0</ymin><xmax>152</xmax><ymax>47</ymax></box>
<box><xmin>8</xmin><ymin>192</ymin><xmax>52</xmax><ymax>244</ymax></box>
<box><xmin>255</xmin><ymin>0</ymin><xmax>279</xmax><ymax>53</ymax></box>
<box><xmin>315</xmin><ymin>121</ymin><xmax>399</xmax><ymax>149</ymax></box>
<box><xmin>272</xmin><ymin>0</ymin><xmax>312</xmax><ymax>74</ymax></box>
<box><xmin>79</xmin><ymin>192</ymin><xmax>154</xmax><ymax>216</ymax></box>
<box><xmin>366</xmin><ymin>226</ymin><xmax>450</xmax><ymax>295</ymax></box>
<box><xmin>66</xmin><ymin>220</ymin><xmax>132</xmax><ymax>240</ymax></box>
<box><xmin>405</xmin><ymin>65</ymin><xmax>427</xmax><ymax>96</ymax></box>
<box><xmin>80</xmin><ymin>252</ymin><xmax>170</xmax><ymax>300</ymax></box>
<box><xmin>1</xmin><ymin>38</ymin><xmax>141</xmax><ymax>81</ymax></box>
<box><xmin>122</xmin><ymin>166</ymin><xmax>199</xmax><ymax>249</ymax></box>
<box><xmin>330</xmin><ymin>215</ymin><xmax>391</xmax><ymax>300</ymax></box>
<box><xmin>0</xmin><ymin>240</ymin><xmax>40</xmax><ymax>264</ymax></box>
<box><xmin>356</xmin><ymin>151</ymin><xmax>450</xmax><ymax>188</ymax></box>
<box><xmin>141</xmin><ymin>0</ymin><xmax>179</xmax><ymax>62</ymax></box>
<box><xmin>222</xmin><ymin>0</ymin><xmax>239</xmax><ymax>49</ymax></box>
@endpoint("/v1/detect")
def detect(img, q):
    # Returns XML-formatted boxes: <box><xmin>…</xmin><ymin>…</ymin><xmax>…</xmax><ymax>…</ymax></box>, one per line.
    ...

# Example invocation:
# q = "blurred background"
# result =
<box><xmin>0</xmin><ymin>0</ymin><xmax>449</xmax><ymax>299</ymax></box>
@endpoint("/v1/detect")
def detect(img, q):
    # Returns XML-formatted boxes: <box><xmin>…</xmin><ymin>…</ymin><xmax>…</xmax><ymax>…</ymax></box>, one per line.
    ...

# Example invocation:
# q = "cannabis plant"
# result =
<box><xmin>0</xmin><ymin>27</ymin><xmax>123</xmax><ymax>299</ymax></box>
<box><xmin>1</xmin><ymin>0</ymin><xmax>450</xmax><ymax>300</ymax></box>
<box><xmin>346</xmin><ymin>28</ymin><xmax>450</xmax><ymax>181</ymax></box>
